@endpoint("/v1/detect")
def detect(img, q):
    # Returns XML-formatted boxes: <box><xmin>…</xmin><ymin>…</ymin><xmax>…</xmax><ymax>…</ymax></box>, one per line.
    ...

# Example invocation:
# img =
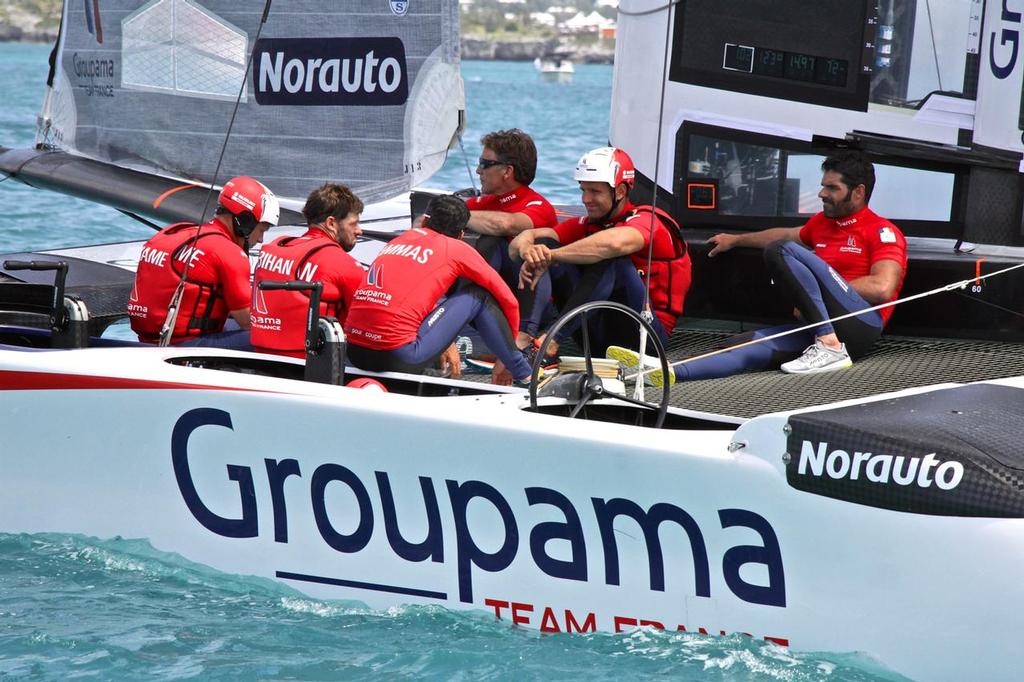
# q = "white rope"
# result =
<box><xmin>626</xmin><ymin>259</ymin><xmax>1024</xmax><ymax>381</ymax></box>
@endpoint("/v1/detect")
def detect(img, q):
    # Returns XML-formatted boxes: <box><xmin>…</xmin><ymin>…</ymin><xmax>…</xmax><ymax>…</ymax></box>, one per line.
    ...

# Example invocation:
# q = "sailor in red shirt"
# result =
<box><xmin>345</xmin><ymin>195</ymin><xmax>532</xmax><ymax>383</ymax></box>
<box><xmin>509</xmin><ymin>146</ymin><xmax>691</xmax><ymax>362</ymax></box>
<box><xmin>129</xmin><ymin>176</ymin><xmax>279</xmax><ymax>349</ymax></box>
<box><xmin>465</xmin><ymin>129</ymin><xmax>558</xmax><ymax>348</ymax></box>
<box><xmin>251</xmin><ymin>183</ymin><xmax>365</xmax><ymax>358</ymax></box>
<box><xmin>669</xmin><ymin>150</ymin><xmax>907</xmax><ymax>381</ymax></box>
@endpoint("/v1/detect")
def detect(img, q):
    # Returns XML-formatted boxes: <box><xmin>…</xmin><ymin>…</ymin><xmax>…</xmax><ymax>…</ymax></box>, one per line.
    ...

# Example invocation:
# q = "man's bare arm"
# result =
<box><xmin>548</xmin><ymin>227</ymin><xmax>644</xmax><ymax>264</ymax></box>
<box><xmin>849</xmin><ymin>259</ymin><xmax>904</xmax><ymax>304</ymax></box>
<box><xmin>707</xmin><ymin>226</ymin><xmax>802</xmax><ymax>256</ymax></box>
<box><xmin>467</xmin><ymin>210</ymin><xmax>536</xmax><ymax>237</ymax></box>
<box><xmin>229</xmin><ymin>308</ymin><xmax>251</xmax><ymax>330</ymax></box>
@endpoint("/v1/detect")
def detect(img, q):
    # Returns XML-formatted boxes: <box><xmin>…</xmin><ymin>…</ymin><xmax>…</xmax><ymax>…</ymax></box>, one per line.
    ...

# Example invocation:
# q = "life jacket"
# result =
<box><xmin>251</xmin><ymin>235</ymin><xmax>344</xmax><ymax>356</ymax></box>
<box><xmin>627</xmin><ymin>205</ymin><xmax>691</xmax><ymax>328</ymax></box>
<box><xmin>129</xmin><ymin>222</ymin><xmax>236</xmax><ymax>342</ymax></box>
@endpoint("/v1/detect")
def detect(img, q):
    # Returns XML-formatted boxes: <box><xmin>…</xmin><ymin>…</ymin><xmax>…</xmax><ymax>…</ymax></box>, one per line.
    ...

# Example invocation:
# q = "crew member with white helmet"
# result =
<box><xmin>129</xmin><ymin>175</ymin><xmax>279</xmax><ymax>349</ymax></box>
<box><xmin>508</xmin><ymin>147</ymin><xmax>691</xmax><ymax>365</ymax></box>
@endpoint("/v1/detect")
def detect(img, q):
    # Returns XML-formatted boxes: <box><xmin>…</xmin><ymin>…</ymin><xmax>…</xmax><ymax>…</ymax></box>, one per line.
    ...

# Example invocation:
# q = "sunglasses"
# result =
<box><xmin>477</xmin><ymin>158</ymin><xmax>509</xmax><ymax>170</ymax></box>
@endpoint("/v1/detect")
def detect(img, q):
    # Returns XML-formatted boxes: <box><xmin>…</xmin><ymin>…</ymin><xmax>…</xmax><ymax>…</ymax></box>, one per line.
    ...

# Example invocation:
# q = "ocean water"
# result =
<box><xmin>0</xmin><ymin>43</ymin><xmax>905</xmax><ymax>681</ymax></box>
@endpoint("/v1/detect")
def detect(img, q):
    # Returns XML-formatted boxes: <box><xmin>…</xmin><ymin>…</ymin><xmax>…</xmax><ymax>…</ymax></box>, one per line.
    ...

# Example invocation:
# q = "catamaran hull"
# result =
<box><xmin>1</xmin><ymin>348</ymin><xmax>1021</xmax><ymax>681</ymax></box>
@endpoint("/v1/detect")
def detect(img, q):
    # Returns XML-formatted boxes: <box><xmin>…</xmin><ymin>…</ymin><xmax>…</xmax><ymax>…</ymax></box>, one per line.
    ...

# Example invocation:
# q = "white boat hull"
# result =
<box><xmin>1</xmin><ymin>347</ymin><xmax>1022</xmax><ymax>681</ymax></box>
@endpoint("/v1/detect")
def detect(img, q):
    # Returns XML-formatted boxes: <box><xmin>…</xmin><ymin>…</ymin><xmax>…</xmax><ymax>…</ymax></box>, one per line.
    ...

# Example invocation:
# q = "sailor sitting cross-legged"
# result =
<box><xmin>509</xmin><ymin>147</ymin><xmax>692</xmax><ymax>380</ymax></box>
<box><xmin>129</xmin><ymin>176</ymin><xmax>279</xmax><ymax>350</ymax></box>
<box><xmin>251</xmin><ymin>183</ymin><xmax>365</xmax><ymax>358</ymax></box>
<box><xmin>345</xmin><ymin>194</ymin><xmax>533</xmax><ymax>385</ymax></box>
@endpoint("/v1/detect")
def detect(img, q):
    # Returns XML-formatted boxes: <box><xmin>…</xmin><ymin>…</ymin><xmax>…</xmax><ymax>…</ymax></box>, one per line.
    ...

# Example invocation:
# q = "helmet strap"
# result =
<box><xmin>592</xmin><ymin>185</ymin><xmax>625</xmax><ymax>225</ymax></box>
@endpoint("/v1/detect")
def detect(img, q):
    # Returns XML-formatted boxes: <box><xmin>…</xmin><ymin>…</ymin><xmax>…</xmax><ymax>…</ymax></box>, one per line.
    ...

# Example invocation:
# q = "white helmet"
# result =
<box><xmin>573</xmin><ymin>147</ymin><xmax>636</xmax><ymax>190</ymax></box>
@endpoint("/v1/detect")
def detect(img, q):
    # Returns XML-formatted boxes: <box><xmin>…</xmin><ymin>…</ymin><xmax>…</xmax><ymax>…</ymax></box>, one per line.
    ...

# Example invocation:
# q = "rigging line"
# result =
<box><xmin>629</xmin><ymin>0</ymin><xmax>675</xmax><ymax>403</ymax></box>
<box><xmin>639</xmin><ymin>0</ymin><xmax>676</xmax><ymax>323</ymax></box>
<box><xmin>117</xmin><ymin>209</ymin><xmax>162</xmax><ymax>231</ymax></box>
<box><xmin>158</xmin><ymin>0</ymin><xmax>274</xmax><ymax>347</ymax></box>
<box><xmin>925</xmin><ymin>0</ymin><xmax>944</xmax><ymax>91</ymax></box>
<box><xmin>457</xmin><ymin>131</ymin><xmax>479</xmax><ymax>195</ymax></box>
<box><xmin>626</xmin><ymin>260</ymin><xmax>1024</xmax><ymax>381</ymax></box>
<box><xmin>618</xmin><ymin>0</ymin><xmax>682</xmax><ymax>18</ymax></box>
<box><xmin>950</xmin><ymin>287</ymin><xmax>1024</xmax><ymax>321</ymax></box>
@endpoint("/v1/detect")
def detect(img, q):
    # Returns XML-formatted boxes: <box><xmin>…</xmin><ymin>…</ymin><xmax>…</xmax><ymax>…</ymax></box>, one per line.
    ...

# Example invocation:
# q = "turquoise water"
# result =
<box><xmin>0</xmin><ymin>43</ymin><xmax>904</xmax><ymax>680</ymax></box>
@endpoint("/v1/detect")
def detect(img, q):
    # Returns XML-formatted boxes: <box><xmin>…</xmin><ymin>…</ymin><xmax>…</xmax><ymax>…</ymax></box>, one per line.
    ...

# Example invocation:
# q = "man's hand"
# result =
<box><xmin>438</xmin><ymin>342</ymin><xmax>462</xmax><ymax>379</ymax></box>
<box><xmin>521</xmin><ymin>242</ymin><xmax>553</xmax><ymax>267</ymax></box>
<box><xmin>706</xmin><ymin>233</ymin><xmax>741</xmax><ymax>257</ymax></box>
<box><xmin>519</xmin><ymin>261</ymin><xmax>551</xmax><ymax>291</ymax></box>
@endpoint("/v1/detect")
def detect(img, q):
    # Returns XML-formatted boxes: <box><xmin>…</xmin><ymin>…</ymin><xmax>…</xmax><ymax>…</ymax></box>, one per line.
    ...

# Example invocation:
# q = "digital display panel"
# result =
<box><xmin>783</xmin><ymin>52</ymin><xmax>817</xmax><ymax>82</ymax></box>
<box><xmin>815</xmin><ymin>57</ymin><xmax>849</xmax><ymax>87</ymax></box>
<box><xmin>752</xmin><ymin>48</ymin><xmax>784</xmax><ymax>78</ymax></box>
<box><xmin>670</xmin><ymin>1</ymin><xmax>871</xmax><ymax>112</ymax></box>
<box><xmin>733</xmin><ymin>45</ymin><xmax>849</xmax><ymax>87</ymax></box>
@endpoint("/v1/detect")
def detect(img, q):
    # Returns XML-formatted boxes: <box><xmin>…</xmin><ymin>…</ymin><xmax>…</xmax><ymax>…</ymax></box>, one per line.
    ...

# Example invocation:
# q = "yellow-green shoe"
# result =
<box><xmin>605</xmin><ymin>346</ymin><xmax>676</xmax><ymax>387</ymax></box>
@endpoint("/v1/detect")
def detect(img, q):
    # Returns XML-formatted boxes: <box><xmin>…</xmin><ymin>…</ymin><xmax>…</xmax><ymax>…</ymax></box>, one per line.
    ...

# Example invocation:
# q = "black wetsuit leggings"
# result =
<box><xmin>549</xmin><ymin>256</ymin><xmax>670</xmax><ymax>354</ymax></box>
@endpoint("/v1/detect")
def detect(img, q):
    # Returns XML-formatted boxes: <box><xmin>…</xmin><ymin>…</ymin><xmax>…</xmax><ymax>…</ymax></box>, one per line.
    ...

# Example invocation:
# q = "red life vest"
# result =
<box><xmin>251</xmin><ymin>235</ymin><xmax>344</xmax><ymax>356</ymax></box>
<box><xmin>627</xmin><ymin>206</ymin><xmax>691</xmax><ymax>333</ymax></box>
<box><xmin>129</xmin><ymin>222</ymin><xmax>239</xmax><ymax>342</ymax></box>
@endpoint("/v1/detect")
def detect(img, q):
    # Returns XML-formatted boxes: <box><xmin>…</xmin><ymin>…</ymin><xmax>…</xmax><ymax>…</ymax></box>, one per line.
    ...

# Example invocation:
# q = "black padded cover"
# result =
<box><xmin>785</xmin><ymin>383</ymin><xmax>1024</xmax><ymax>517</ymax></box>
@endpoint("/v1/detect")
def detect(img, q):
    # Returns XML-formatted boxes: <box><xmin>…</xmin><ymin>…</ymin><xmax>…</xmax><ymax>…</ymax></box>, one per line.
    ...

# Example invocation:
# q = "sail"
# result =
<box><xmin>37</xmin><ymin>0</ymin><xmax>464</xmax><ymax>205</ymax></box>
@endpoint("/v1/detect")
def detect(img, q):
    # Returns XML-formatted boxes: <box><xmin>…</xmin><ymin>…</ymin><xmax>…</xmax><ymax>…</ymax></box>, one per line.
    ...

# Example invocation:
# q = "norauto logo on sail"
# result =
<box><xmin>254</xmin><ymin>37</ymin><xmax>408</xmax><ymax>106</ymax></box>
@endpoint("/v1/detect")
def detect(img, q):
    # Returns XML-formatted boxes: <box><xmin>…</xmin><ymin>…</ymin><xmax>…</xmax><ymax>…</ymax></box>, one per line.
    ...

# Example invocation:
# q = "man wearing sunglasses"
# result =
<box><xmin>464</xmin><ymin>129</ymin><xmax>557</xmax><ymax>355</ymax></box>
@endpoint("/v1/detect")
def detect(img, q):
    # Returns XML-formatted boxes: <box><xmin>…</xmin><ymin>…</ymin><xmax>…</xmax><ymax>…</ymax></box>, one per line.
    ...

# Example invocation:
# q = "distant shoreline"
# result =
<box><xmin>0</xmin><ymin>29</ymin><xmax>614</xmax><ymax>64</ymax></box>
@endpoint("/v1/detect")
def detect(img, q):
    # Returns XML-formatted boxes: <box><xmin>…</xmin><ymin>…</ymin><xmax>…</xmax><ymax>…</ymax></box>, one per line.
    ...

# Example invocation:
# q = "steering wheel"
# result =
<box><xmin>527</xmin><ymin>301</ymin><xmax>671</xmax><ymax>428</ymax></box>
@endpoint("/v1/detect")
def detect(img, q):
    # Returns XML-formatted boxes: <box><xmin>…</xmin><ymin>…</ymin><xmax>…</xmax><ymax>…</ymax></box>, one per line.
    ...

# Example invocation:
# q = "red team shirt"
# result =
<box><xmin>798</xmin><ymin>206</ymin><xmax>907</xmax><ymax>324</ymax></box>
<box><xmin>466</xmin><ymin>186</ymin><xmax>557</xmax><ymax>233</ymax></box>
<box><xmin>129</xmin><ymin>220</ymin><xmax>251</xmax><ymax>343</ymax></box>
<box><xmin>345</xmin><ymin>227</ymin><xmax>520</xmax><ymax>350</ymax></box>
<box><xmin>553</xmin><ymin>201</ymin><xmax>692</xmax><ymax>333</ymax></box>
<box><xmin>251</xmin><ymin>227</ymin><xmax>365</xmax><ymax>357</ymax></box>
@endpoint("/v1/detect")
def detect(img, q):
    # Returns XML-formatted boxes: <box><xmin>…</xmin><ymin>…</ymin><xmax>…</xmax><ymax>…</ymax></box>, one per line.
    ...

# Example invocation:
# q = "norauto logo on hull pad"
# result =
<box><xmin>254</xmin><ymin>38</ymin><xmax>408</xmax><ymax>106</ymax></box>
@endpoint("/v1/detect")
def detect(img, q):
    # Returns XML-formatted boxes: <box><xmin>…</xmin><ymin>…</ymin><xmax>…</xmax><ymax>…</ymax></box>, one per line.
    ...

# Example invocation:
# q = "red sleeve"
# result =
<box><xmin>216</xmin><ymin>245</ymin><xmax>253</xmax><ymax>311</ymax></box>
<box><xmin>451</xmin><ymin>240</ymin><xmax>520</xmax><ymax>332</ymax></box>
<box><xmin>620</xmin><ymin>211</ymin><xmax>654</xmax><ymax>250</ymax></box>
<box><xmin>520</xmin><ymin>198</ymin><xmax>558</xmax><ymax>228</ymax></box>
<box><xmin>868</xmin><ymin>221</ymin><xmax>907</xmax><ymax>269</ymax></box>
<box><xmin>465</xmin><ymin>194</ymin><xmax>495</xmax><ymax>211</ymax></box>
<box><xmin>553</xmin><ymin>216</ymin><xmax>587</xmax><ymax>244</ymax></box>
<box><xmin>798</xmin><ymin>213</ymin><xmax>826</xmax><ymax>246</ymax></box>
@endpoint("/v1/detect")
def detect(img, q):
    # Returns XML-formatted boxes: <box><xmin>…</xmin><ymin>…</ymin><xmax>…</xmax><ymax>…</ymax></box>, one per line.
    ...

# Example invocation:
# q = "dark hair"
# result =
<box><xmin>821</xmin><ymin>151</ymin><xmax>875</xmax><ymax>202</ymax></box>
<box><xmin>302</xmin><ymin>183</ymin><xmax>364</xmax><ymax>225</ymax></box>
<box><xmin>423</xmin><ymin>195</ymin><xmax>469</xmax><ymax>237</ymax></box>
<box><xmin>480</xmin><ymin>128</ymin><xmax>538</xmax><ymax>186</ymax></box>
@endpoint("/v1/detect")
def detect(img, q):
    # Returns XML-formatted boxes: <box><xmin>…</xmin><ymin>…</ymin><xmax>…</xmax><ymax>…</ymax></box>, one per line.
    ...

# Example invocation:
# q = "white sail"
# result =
<box><xmin>37</xmin><ymin>0</ymin><xmax>464</xmax><ymax>204</ymax></box>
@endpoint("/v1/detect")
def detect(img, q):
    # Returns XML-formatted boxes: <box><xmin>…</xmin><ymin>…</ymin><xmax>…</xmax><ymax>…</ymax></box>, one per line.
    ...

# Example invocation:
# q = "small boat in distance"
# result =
<box><xmin>534</xmin><ymin>54</ymin><xmax>575</xmax><ymax>79</ymax></box>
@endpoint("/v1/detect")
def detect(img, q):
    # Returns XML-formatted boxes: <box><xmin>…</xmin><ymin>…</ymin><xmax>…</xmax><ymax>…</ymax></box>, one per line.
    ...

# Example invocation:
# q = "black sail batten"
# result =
<box><xmin>0</xmin><ymin>146</ymin><xmax>305</xmax><ymax>227</ymax></box>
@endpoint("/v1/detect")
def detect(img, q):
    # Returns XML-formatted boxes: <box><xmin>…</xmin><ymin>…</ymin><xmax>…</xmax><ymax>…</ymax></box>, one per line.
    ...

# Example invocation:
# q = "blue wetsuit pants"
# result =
<box><xmin>176</xmin><ymin>319</ymin><xmax>252</xmax><ymax>351</ymax></box>
<box><xmin>549</xmin><ymin>256</ymin><xmax>670</xmax><ymax>353</ymax></box>
<box><xmin>676</xmin><ymin>240</ymin><xmax>883</xmax><ymax>381</ymax></box>
<box><xmin>475</xmin><ymin>234</ymin><xmax>551</xmax><ymax>337</ymax></box>
<box><xmin>347</xmin><ymin>282</ymin><xmax>532</xmax><ymax>380</ymax></box>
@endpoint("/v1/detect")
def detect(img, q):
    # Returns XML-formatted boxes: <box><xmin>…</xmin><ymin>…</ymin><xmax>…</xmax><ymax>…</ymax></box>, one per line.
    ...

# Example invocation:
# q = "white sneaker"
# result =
<box><xmin>780</xmin><ymin>341</ymin><xmax>852</xmax><ymax>375</ymax></box>
<box><xmin>605</xmin><ymin>346</ymin><xmax>676</xmax><ymax>387</ymax></box>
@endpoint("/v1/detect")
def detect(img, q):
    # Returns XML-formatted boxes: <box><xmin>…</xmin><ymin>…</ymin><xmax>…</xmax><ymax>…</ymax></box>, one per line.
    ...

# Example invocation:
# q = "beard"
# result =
<box><xmin>822</xmin><ymin>188</ymin><xmax>855</xmax><ymax>218</ymax></box>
